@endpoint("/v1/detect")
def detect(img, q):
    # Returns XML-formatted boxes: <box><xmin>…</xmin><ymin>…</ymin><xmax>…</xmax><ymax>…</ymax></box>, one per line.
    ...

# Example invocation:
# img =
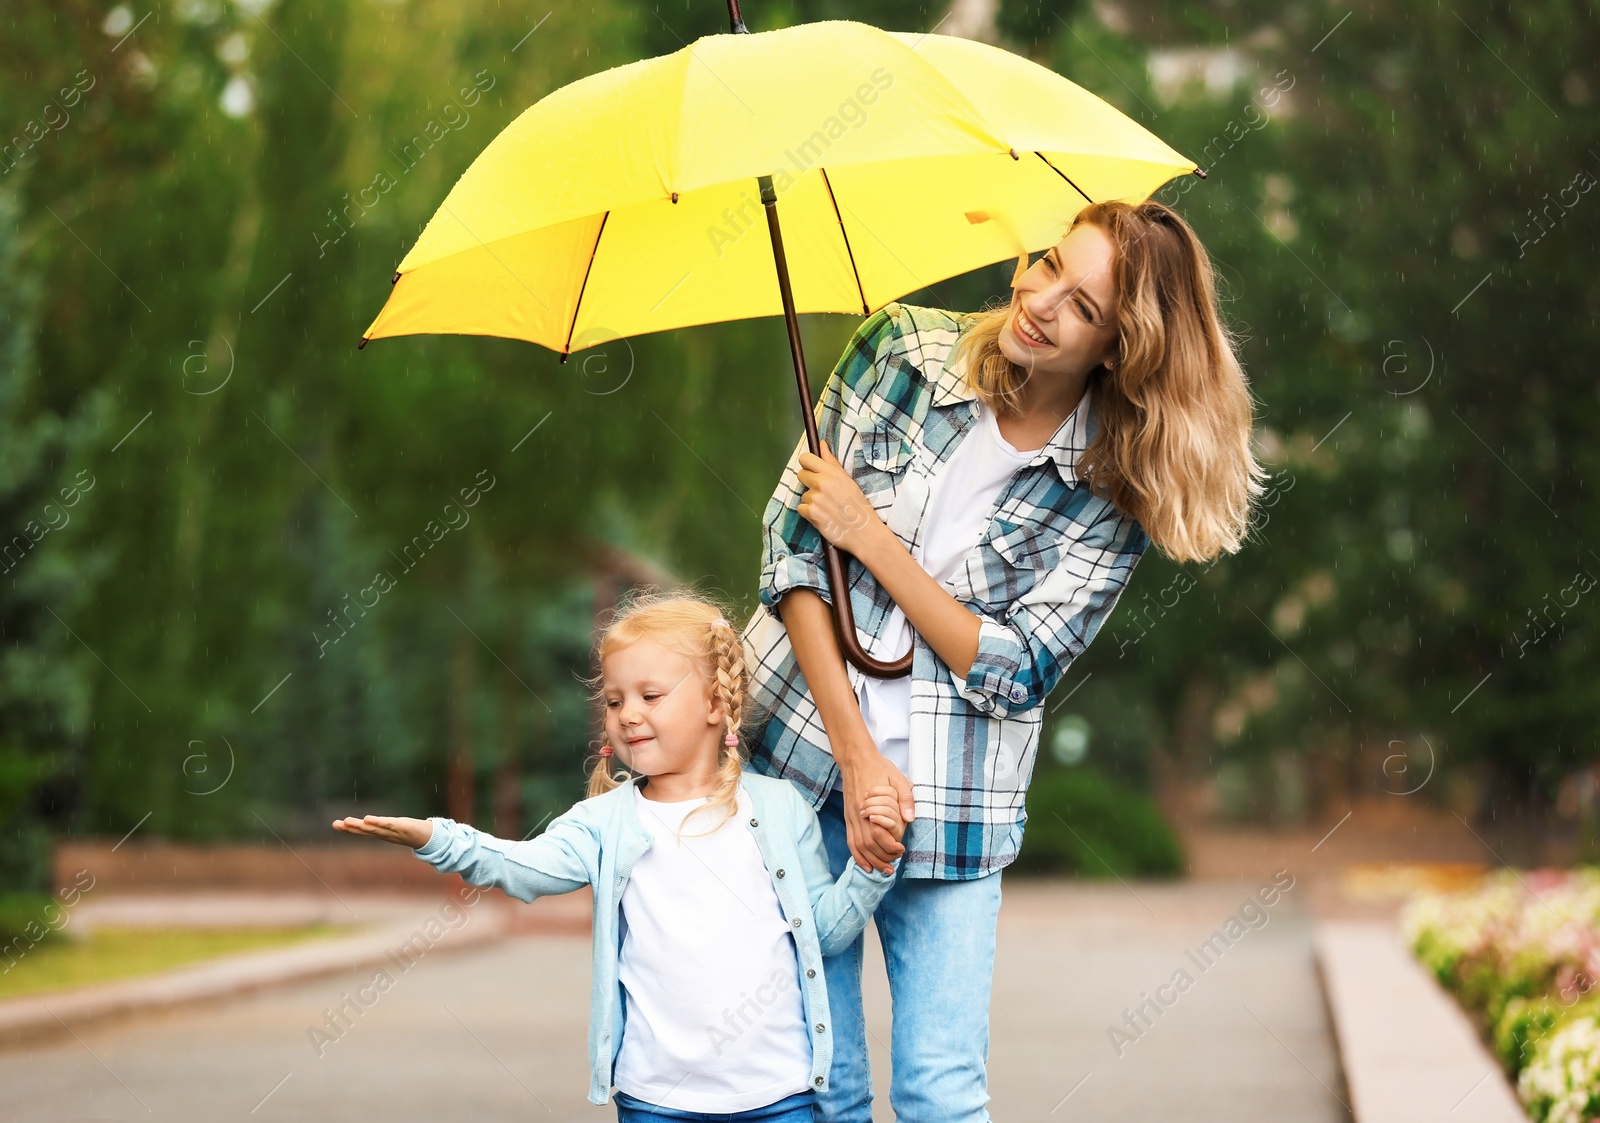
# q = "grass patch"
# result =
<box><xmin>0</xmin><ymin>924</ymin><xmax>357</xmax><ymax>1001</ymax></box>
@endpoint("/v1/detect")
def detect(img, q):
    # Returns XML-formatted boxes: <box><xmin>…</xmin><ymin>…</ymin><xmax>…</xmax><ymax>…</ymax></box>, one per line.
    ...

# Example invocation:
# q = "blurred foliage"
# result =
<box><xmin>1013</xmin><ymin>767</ymin><xmax>1185</xmax><ymax>878</ymax></box>
<box><xmin>0</xmin><ymin>0</ymin><xmax>1596</xmax><ymax>888</ymax></box>
<box><xmin>1035</xmin><ymin>0</ymin><xmax>1600</xmax><ymax>843</ymax></box>
<box><xmin>0</xmin><ymin>891</ymin><xmax>68</xmax><ymax>947</ymax></box>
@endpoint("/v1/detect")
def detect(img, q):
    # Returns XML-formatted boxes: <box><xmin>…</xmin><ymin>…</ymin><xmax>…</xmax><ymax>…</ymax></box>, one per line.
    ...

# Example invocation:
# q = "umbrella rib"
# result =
<box><xmin>1034</xmin><ymin>153</ymin><xmax>1095</xmax><ymax>206</ymax></box>
<box><xmin>818</xmin><ymin>168</ymin><xmax>868</xmax><ymax>317</ymax></box>
<box><xmin>564</xmin><ymin>211</ymin><xmax>610</xmax><ymax>356</ymax></box>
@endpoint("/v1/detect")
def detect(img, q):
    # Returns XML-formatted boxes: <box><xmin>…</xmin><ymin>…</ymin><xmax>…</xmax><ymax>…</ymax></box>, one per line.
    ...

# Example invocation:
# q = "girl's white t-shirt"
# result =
<box><xmin>852</xmin><ymin>398</ymin><xmax>1035</xmax><ymax>776</ymax></box>
<box><xmin>613</xmin><ymin>785</ymin><xmax>811</xmax><ymax>1113</ymax></box>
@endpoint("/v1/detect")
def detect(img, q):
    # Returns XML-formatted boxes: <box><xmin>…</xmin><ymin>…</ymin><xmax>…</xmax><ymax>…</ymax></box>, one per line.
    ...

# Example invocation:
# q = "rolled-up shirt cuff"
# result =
<box><xmin>958</xmin><ymin>617</ymin><xmax>1031</xmax><ymax>708</ymax></box>
<box><xmin>760</xmin><ymin>552</ymin><xmax>833</xmax><ymax>617</ymax></box>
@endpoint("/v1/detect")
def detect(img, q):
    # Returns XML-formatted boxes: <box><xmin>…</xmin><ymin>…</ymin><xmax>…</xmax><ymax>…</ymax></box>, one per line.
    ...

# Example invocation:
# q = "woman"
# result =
<box><xmin>740</xmin><ymin>199</ymin><xmax>1262</xmax><ymax>1122</ymax></box>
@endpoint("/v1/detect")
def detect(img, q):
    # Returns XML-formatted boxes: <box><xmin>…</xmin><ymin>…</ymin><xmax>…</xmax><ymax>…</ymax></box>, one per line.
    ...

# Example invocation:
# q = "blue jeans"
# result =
<box><xmin>817</xmin><ymin>787</ymin><xmax>1003</xmax><ymax>1123</ymax></box>
<box><xmin>613</xmin><ymin>1089</ymin><xmax>815</xmax><ymax>1121</ymax></box>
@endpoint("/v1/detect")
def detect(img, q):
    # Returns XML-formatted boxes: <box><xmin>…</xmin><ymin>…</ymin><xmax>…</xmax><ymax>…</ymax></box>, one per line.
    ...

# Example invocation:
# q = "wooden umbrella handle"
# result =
<box><xmin>756</xmin><ymin>173</ymin><xmax>913</xmax><ymax>679</ymax></box>
<box><xmin>824</xmin><ymin>543</ymin><xmax>914</xmax><ymax>677</ymax></box>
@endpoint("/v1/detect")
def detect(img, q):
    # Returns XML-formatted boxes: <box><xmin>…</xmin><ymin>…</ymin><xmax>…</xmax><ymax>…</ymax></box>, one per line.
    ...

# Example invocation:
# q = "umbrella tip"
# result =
<box><xmin>392</xmin><ymin>271</ymin><xmax>401</xmax><ymax>284</ymax></box>
<box><xmin>358</xmin><ymin>336</ymin><xmax>369</xmax><ymax>350</ymax></box>
<box><xmin>1192</xmin><ymin>167</ymin><xmax>1208</xmax><ymax>180</ymax></box>
<box><xmin>559</xmin><ymin>351</ymin><xmax>569</xmax><ymax>365</ymax></box>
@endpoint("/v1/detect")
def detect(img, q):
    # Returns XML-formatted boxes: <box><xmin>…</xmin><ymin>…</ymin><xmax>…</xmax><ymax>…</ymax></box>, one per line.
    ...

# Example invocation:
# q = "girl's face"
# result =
<box><xmin>998</xmin><ymin>221</ymin><xmax>1121</xmax><ymax>380</ymax></box>
<box><xmin>601</xmin><ymin>638</ymin><xmax>724</xmax><ymax>786</ymax></box>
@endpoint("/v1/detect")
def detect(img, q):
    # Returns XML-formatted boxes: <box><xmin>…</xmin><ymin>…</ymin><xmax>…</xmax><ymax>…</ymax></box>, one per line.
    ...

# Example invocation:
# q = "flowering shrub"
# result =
<box><xmin>1519</xmin><ymin>1018</ymin><xmax>1600</xmax><ymax>1123</ymax></box>
<box><xmin>1402</xmin><ymin>868</ymin><xmax>1600</xmax><ymax>1123</ymax></box>
<box><xmin>1497</xmin><ymin>996</ymin><xmax>1584</xmax><ymax>1074</ymax></box>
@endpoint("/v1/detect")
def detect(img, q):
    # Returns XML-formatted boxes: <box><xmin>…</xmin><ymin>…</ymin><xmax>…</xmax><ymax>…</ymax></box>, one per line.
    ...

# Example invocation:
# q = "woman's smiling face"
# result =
<box><xmin>998</xmin><ymin>222</ymin><xmax>1121</xmax><ymax>379</ymax></box>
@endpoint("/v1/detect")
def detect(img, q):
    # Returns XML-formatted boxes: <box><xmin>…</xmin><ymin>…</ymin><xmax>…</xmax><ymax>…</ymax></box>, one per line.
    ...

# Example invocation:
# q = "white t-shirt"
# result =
<box><xmin>852</xmin><ymin>398</ymin><xmax>1035</xmax><ymax>777</ymax></box>
<box><xmin>613</xmin><ymin>785</ymin><xmax>811</xmax><ymax>1113</ymax></box>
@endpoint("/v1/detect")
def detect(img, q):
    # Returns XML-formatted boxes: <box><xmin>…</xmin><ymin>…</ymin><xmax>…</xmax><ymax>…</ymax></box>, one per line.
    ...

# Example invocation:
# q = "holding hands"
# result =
<box><xmin>332</xmin><ymin>813</ymin><xmax>433</xmax><ymax>849</ymax></box>
<box><xmin>860</xmin><ymin>784</ymin><xmax>908</xmax><ymax>844</ymax></box>
<box><xmin>840</xmin><ymin>750</ymin><xmax>915</xmax><ymax>874</ymax></box>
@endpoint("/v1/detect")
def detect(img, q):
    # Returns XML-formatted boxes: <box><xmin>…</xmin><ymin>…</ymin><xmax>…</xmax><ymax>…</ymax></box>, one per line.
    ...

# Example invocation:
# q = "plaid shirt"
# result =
<box><xmin>740</xmin><ymin>302</ymin><xmax>1151</xmax><ymax>880</ymax></box>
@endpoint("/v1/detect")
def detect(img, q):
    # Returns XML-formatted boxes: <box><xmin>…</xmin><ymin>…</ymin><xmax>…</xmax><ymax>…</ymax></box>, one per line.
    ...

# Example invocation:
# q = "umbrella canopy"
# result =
<box><xmin>360</xmin><ymin>19</ymin><xmax>1198</xmax><ymax>354</ymax></box>
<box><xmin>361</xmin><ymin>16</ymin><xmax>1200</xmax><ymax>677</ymax></box>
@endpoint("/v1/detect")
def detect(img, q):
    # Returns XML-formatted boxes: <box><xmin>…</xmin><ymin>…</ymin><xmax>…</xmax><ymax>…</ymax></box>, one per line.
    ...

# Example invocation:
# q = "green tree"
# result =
<box><xmin>0</xmin><ymin>183</ymin><xmax>103</xmax><ymax>890</ymax></box>
<box><xmin>1028</xmin><ymin>0</ymin><xmax>1600</xmax><ymax>847</ymax></box>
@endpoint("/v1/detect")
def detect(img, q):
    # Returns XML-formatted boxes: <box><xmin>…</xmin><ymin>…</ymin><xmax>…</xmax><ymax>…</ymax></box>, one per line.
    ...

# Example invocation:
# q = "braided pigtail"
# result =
<box><xmin>683</xmin><ymin>615</ymin><xmax>750</xmax><ymax>834</ymax></box>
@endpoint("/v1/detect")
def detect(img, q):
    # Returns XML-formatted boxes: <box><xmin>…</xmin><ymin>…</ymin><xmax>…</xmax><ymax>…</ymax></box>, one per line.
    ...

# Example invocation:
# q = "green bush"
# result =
<box><xmin>1496</xmin><ymin>996</ymin><xmax>1573</xmax><ymax>1074</ymax></box>
<box><xmin>1012</xmin><ymin>769</ymin><xmax>1185</xmax><ymax>878</ymax></box>
<box><xmin>0</xmin><ymin>892</ymin><xmax>70</xmax><ymax>949</ymax></box>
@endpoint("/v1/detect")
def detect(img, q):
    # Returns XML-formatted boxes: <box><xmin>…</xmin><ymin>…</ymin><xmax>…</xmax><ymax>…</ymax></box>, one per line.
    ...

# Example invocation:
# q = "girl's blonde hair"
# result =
<box><xmin>585</xmin><ymin>590</ymin><xmax>750</xmax><ymax>831</ymax></box>
<box><xmin>951</xmin><ymin>198</ymin><xmax>1265</xmax><ymax>564</ymax></box>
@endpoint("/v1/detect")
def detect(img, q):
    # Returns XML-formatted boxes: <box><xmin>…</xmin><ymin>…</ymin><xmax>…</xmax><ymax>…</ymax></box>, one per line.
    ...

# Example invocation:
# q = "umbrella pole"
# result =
<box><xmin>757</xmin><ymin>175</ymin><xmax>912</xmax><ymax>679</ymax></box>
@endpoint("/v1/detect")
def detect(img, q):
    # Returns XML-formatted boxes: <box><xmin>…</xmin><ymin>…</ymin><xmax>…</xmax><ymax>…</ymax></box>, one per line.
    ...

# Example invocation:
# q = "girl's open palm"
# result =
<box><xmin>331</xmin><ymin>813</ymin><xmax>433</xmax><ymax>849</ymax></box>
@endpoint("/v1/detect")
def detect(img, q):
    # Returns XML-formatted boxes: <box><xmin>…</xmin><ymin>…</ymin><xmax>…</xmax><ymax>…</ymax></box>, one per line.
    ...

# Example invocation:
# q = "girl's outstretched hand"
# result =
<box><xmin>331</xmin><ymin>814</ymin><xmax>432</xmax><ymax>849</ymax></box>
<box><xmin>860</xmin><ymin>785</ymin><xmax>907</xmax><ymax>845</ymax></box>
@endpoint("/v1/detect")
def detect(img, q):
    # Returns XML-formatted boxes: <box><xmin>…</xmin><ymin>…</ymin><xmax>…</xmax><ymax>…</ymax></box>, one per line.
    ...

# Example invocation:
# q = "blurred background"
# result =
<box><xmin>2</xmin><ymin>1</ymin><xmax>1597</xmax><ymax>1117</ymax></box>
<box><xmin>6</xmin><ymin>0</ymin><xmax>1597</xmax><ymax>888</ymax></box>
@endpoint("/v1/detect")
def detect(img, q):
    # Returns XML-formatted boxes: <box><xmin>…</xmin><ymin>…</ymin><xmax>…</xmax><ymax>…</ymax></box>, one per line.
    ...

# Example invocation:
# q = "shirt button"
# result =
<box><xmin>814</xmin><ymin>1077</ymin><xmax>825</xmax><ymax>1087</ymax></box>
<box><xmin>815</xmin><ymin>1023</ymin><xmax>826</xmax><ymax>1033</ymax></box>
<box><xmin>1008</xmin><ymin>684</ymin><xmax>1027</xmax><ymax>703</ymax></box>
<box><xmin>749</xmin><ymin>818</ymin><xmax>759</xmax><ymax>827</ymax></box>
<box><xmin>775</xmin><ymin>869</ymin><xmax>786</xmax><ymax>878</ymax></box>
<box><xmin>792</xmin><ymin>917</ymin><xmax>802</xmax><ymax>928</ymax></box>
<box><xmin>806</xmin><ymin>968</ymin><xmax>816</xmax><ymax>978</ymax></box>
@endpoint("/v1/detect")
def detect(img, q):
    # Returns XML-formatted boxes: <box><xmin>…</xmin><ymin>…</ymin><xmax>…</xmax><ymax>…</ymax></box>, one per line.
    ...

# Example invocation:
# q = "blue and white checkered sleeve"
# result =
<box><xmin>956</xmin><ymin>505</ymin><xmax>1150</xmax><ymax>717</ymax></box>
<box><xmin>758</xmin><ymin>307</ymin><xmax>897</xmax><ymax>620</ymax></box>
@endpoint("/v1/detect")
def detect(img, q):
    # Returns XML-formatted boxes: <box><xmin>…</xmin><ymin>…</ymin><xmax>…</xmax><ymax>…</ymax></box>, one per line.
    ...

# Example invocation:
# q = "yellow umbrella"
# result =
<box><xmin>360</xmin><ymin>11</ymin><xmax>1200</xmax><ymax>674</ymax></box>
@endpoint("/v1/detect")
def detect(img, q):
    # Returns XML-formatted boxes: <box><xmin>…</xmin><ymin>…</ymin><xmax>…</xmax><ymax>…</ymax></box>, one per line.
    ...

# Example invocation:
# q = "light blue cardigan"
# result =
<box><xmin>413</xmin><ymin>771</ymin><xmax>898</xmax><ymax>1106</ymax></box>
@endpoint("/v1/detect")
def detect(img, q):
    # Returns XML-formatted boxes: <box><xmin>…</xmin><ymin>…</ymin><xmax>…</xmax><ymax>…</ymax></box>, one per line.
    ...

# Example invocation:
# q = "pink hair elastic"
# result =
<box><xmin>724</xmin><ymin>733</ymin><xmax>739</xmax><ymax>747</ymax></box>
<box><xmin>598</xmin><ymin>745</ymin><xmax>614</xmax><ymax>757</ymax></box>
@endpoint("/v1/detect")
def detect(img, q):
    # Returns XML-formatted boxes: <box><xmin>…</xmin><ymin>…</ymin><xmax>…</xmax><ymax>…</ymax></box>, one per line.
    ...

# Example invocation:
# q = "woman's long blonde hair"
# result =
<box><xmin>951</xmin><ymin>199</ymin><xmax>1264</xmax><ymax>564</ymax></box>
<box><xmin>585</xmin><ymin>590</ymin><xmax>750</xmax><ymax>832</ymax></box>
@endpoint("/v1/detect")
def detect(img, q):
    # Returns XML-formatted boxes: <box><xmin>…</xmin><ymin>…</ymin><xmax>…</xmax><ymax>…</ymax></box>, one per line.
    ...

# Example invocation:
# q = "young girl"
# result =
<box><xmin>332</xmin><ymin>592</ymin><xmax>904</xmax><ymax>1121</ymax></box>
